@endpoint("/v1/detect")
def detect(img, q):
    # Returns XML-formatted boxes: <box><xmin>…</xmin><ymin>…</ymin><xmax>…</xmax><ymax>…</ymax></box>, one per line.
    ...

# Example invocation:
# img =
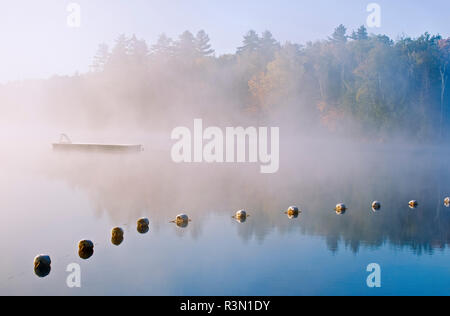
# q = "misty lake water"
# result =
<box><xmin>0</xmin><ymin>137</ymin><xmax>449</xmax><ymax>296</ymax></box>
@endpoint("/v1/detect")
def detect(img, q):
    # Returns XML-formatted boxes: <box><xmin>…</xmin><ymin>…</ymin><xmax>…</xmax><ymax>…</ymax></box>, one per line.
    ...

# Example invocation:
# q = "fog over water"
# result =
<box><xmin>0</xmin><ymin>23</ymin><xmax>449</xmax><ymax>295</ymax></box>
<box><xmin>2</xmin><ymin>125</ymin><xmax>449</xmax><ymax>249</ymax></box>
<box><xmin>1</xmin><ymin>126</ymin><xmax>450</xmax><ymax>295</ymax></box>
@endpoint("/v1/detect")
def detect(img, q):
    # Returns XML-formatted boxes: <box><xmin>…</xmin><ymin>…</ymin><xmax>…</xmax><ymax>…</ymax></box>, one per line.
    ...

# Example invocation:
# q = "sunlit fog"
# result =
<box><xmin>0</xmin><ymin>0</ymin><xmax>449</xmax><ymax>297</ymax></box>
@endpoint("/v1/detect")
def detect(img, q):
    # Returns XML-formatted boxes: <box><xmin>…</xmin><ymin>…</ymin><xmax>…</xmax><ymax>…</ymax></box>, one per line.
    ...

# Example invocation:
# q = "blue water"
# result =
<box><xmin>0</xmin><ymin>144</ymin><xmax>449</xmax><ymax>296</ymax></box>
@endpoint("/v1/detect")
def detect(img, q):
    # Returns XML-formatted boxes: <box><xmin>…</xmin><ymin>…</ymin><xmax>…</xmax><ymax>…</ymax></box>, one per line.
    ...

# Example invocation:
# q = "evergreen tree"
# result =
<box><xmin>152</xmin><ymin>33</ymin><xmax>174</xmax><ymax>56</ymax></box>
<box><xmin>112</xmin><ymin>34</ymin><xmax>130</xmax><ymax>56</ymax></box>
<box><xmin>260</xmin><ymin>31</ymin><xmax>279</xmax><ymax>50</ymax></box>
<box><xmin>237</xmin><ymin>30</ymin><xmax>260</xmax><ymax>54</ymax></box>
<box><xmin>329</xmin><ymin>24</ymin><xmax>348</xmax><ymax>44</ymax></box>
<box><xmin>129</xmin><ymin>34</ymin><xmax>149</xmax><ymax>59</ymax></box>
<box><xmin>260</xmin><ymin>30</ymin><xmax>280</xmax><ymax>59</ymax></box>
<box><xmin>195</xmin><ymin>30</ymin><xmax>215</xmax><ymax>56</ymax></box>
<box><xmin>175</xmin><ymin>31</ymin><xmax>198</xmax><ymax>58</ymax></box>
<box><xmin>91</xmin><ymin>43</ymin><xmax>110</xmax><ymax>72</ymax></box>
<box><xmin>109</xmin><ymin>34</ymin><xmax>130</xmax><ymax>68</ymax></box>
<box><xmin>438</xmin><ymin>38</ymin><xmax>450</xmax><ymax>136</ymax></box>
<box><xmin>351</xmin><ymin>25</ymin><xmax>369</xmax><ymax>41</ymax></box>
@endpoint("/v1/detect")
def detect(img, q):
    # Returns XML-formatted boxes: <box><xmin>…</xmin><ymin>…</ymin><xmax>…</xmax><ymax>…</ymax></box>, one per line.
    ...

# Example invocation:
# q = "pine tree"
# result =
<box><xmin>351</xmin><ymin>25</ymin><xmax>369</xmax><ymax>41</ymax></box>
<box><xmin>151</xmin><ymin>33</ymin><xmax>174</xmax><ymax>56</ymax></box>
<box><xmin>91</xmin><ymin>43</ymin><xmax>110</xmax><ymax>72</ymax></box>
<box><xmin>129</xmin><ymin>34</ymin><xmax>149</xmax><ymax>61</ymax></box>
<box><xmin>195</xmin><ymin>30</ymin><xmax>215</xmax><ymax>56</ymax></box>
<box><xmin>237</xmin><ymin>30</ymin><xmax>261</xmax><ymax>54</ymax></box>
<box><xmin>109</xmin><ymin>34</ymin><xmax>130</xmax><ymax>68</ymax></box>
<box><xmin>438</xmin><ymin>38</ymin><xmax>450</xmax><ymax>136</ymax></box>
<box><xmin>260</xmin><ymin>30</ymin><xmax>280</xmax><ymax>58</ymax></box>
<box><xmin>112</xmin><ymin>34</ymin><xmax>130</xmax><ymax>56</ymax></box>
<box><xmin>175</xmin><ymin>31</ymin><xmax>198</xmax><ymax>58</ymax></box>
<box><xmin>329</xmin><ymin>24</ymin><xmax>348</xmax><ymax>44</ymax></box>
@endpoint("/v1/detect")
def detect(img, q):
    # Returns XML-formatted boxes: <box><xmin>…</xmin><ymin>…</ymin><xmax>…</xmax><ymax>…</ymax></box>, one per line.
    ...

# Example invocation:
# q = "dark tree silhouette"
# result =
<box><xmin>195</xmin><ymin>30</ymin><xmax>215</xmax><ymax>56</ymax></box>
<box><xmin>152</xmin><ymin>33</ymin><xmax>174</xmax><ymax>57</ymax></box>
<box><xmin>351</xmin><ymin>25</ymin><xmax>369</xmax><ymax>41</ymax></box>
<box><xmin>237</xmin><ymin>30</ymin><xmax>261</xmax><ymax>54</ymax></box>
<box><xmin>91</xmin><ymin>43</ymin><xmax>110</xmax><ymax>72</ymax></box>
<box><xmin>175</xmin><ymin>31</ymin><xmax>198</xmax><ymax>59</ymax></box>
<box><xmin>329</xmin><ymin>24</ymin><xmax>348</xmax><ymax>43</ymax></box>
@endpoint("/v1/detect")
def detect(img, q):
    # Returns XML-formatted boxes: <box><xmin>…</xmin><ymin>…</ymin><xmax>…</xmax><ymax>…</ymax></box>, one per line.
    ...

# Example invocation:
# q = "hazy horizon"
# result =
<box><xmin>1</xmin><ymin>0</ymin><xmax>450</xmax><ymax>83</ymax></box>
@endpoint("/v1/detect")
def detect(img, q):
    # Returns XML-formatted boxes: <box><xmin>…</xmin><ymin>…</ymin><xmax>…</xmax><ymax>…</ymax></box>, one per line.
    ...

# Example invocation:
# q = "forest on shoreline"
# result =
<box><xmin>1</xmin><ymin>25</ymin><xmax>449</xmax><ymax>142</ymax></box>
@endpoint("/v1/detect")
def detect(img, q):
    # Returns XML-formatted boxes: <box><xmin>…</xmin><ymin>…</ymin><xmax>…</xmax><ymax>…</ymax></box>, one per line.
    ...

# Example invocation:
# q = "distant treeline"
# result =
<box><xmin>3</xmin><ymin>25</ymin><xmax>450</xmax><ymax>140</ymax></box>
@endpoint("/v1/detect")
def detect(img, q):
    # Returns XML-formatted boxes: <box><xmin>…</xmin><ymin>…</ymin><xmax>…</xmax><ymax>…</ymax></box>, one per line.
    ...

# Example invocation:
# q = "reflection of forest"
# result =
<box><xmin>43</xmin><ymin>141</ymin><xmax>450</xmax><ymax>255</ymax></box>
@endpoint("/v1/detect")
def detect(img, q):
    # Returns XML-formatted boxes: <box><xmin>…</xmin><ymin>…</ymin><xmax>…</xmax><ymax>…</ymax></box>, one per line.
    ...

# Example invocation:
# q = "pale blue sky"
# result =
<box><xmin>0</xmin><ymin>0</ymin><xmax>448</xmax><ymax>82</ymax></box>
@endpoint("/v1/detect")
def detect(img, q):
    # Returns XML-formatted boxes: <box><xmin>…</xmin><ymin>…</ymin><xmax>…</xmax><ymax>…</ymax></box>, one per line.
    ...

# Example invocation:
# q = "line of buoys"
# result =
<box><xmin>34</xmin><ymin>196</ymin><xmax>450</xmax><ymax>278</ymax></box>
<box><xmin>34</xmin><ymin>217</ymin><xmax>153</xmax><ymax>278</ymax></box>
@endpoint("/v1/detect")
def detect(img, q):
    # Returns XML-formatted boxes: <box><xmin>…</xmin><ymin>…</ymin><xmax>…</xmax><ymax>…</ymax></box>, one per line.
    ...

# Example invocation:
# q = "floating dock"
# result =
<box><xmin>53</xmin><ymin>143</ymin><xmax>143</xmax><ymax>152</ymax></box>
<box><xmin>52</xmin><ymin>134</ymin><xmax>143</xmax><ymax>153</ymax></box>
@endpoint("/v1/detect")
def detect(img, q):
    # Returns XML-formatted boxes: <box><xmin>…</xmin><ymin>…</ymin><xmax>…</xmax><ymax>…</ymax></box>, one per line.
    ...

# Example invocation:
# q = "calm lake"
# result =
<box><xmin>1</xmin><ymin>137</ymin><xmax>449</xmax><ymax>296</ymax></box>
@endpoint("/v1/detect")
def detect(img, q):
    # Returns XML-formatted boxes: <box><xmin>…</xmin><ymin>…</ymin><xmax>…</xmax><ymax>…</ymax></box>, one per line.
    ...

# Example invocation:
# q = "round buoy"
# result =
<box><xmin>233</xmin><ymin>210</ymin><xmax>248</xmax><ymax>223</ymax></box>
<box><xmin>285</xmin><ymin>206</ymin><xmax>300</xmax><ymax>218</ymax></box>
<box><xmin>409</xmin><ymin>200</ymin><xmax>418</xmax><ymax>209</ymax></box>
<box><xmin>78</xmin><ymin>240</ymin><xmax>94</xmax><ymax>260</ymax></box>
<box><xmin>137</xmin><ymin>218</ymin><xmax>149</xmax><ymax>226</ymax></box>
<box><xmin>176</xmin><ymin>214</ymin><xmax>189</xmax><ymax>223</ymax></box>
<box><xmin>137</xmin><ymin>218</ymin><xmax>150</xmax><ymax>234</ymax></box>
<box><xmin>335</xmin><ymin>203</ymin><xmax>347</xmax><ymax>215</ymax></box>
<box><xmin>111</xmin><ymin>227</ymin><xmax>124</xmax><ymax>246</ymax></box>
<box><xmin>235</xmin><ymin>210</ymin><xmax>247</xmax><ymax>219</ymax></box>
<box><xmin>444</xmin><ymin>197</ymin><xmax>450</xmax><ymax>208</ymax></box>
<box><xmin>172</xmin><ymin>214</ymin><xmax>190</xmax><ymax>227</ymax></box>
<box><xmin>372</xmin><ymin>201</ymin><xmax>381</xmax><ymax>211</ymax></box>
<box><xmin>34</xmin><ymin>255</ymin><xmax>51</xmax><ymax>278</ymax></box>
<box><xmin>176</xmin><ymin>220</ymin><xmax>189</xmax><ymax>228</ymax></box>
